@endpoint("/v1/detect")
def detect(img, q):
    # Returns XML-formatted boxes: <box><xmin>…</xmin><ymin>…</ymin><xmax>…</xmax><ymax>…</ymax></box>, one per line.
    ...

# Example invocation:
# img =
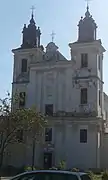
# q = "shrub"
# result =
<box><xmin>86</xmin><ymin>171</ymin><xmax>94</xmax><ymax>179</ymax></box>
<box><xmin>102</xmin><ymin>171</ymin><xmax>108</xmax><ymax>180</ymax></box>
<box><xmin>72</xmin><ymin>168</ymin><xmax>79</xmax><ymax>172</ymax></box>
<box><xmin>59</xmin><ymin>160</ymin><xmax>66</xmax><ymax>170</ymax></box>
<box><xmin>24</xmin><ymin>166</ymin><xmax>34</xmax><ymax>171</ymax></box>
<box><xmin>49</xmin><ymin>167</ymin><xmax>58</xmax><ymax>170</ymax></box>
<box><xmin>24</xmin><ymin>166</ymin><xmax>41</xmax><ymax>171</ymax></box>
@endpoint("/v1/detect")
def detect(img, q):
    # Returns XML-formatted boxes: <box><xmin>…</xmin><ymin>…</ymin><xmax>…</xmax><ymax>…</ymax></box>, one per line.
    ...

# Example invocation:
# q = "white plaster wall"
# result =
<box><xmin>12</xmin><ymin>41</ymin><xmax>105</xmax><ymax>117</ymax></box>
<box><xmin>26</xmin><ymin>70</ymin><xmax>37</xmax><ymax>108</ymax></box>
<box><xmin>11</xmin><ymin>41</ymin><xmax>105</xmax><ymax>169</ymax></box>
<box><xmin>6</xmin><ymin>121</ymin><xmax>100</xmax><ymax>169</ymax></box>
<box><xmin>13</xmin><ymin>52</ymin><xmax>30</xmax><ymax>82</ymax></box>
<box><xmin>12</xmin><ymin>48</ymin><xmax>44</xmax><ymax>83</ymax></box>
<box><xmin>52</xmin><ymin>122</ymin><xmax>99</xmax><ymax>169</ymax></box>
<box><xmin>71</xmin><ymin>47</ymin><xmax>97</xmax><ymax>75</ymax></box>
<box><xmin>26</xmin><ymin>65</ymin><xmax>74</xmax><ymax>113</ymax></box>
<box><xmin>69</xmin><ymin>41</ymin><xmax>104</xmax><ymax>116</ymax></box>
<box><xmin>103</xmin><ymin>93</ymin><xmax>108</xmax><ymax>121</ymax></box>
<box><xmin>25</xmin><ymin>61</ymin><xmax>99</xmax><ymax>115</ymax></box>
<box><xmin>101</xmin><ymin>133</ymin><xmax>108</xmax><ymax>168</ymax></box>
<box><xmin>12</xmin><ymin>83</ymin><xmax>29</xmax><ymax>109</ymax></box>
<box><xmin>66</xmin><ymin>124</ymin><xmax>98</xmax><ymax>168</ymax></box>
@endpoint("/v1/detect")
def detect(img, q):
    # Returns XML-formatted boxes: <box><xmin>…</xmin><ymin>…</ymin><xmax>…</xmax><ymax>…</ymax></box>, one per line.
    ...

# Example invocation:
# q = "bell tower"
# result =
<box><xmin>12</xmin><ymin>8</ymin><xmax>44</xmax><ymax>110</ymax></box>
<box><xmin>21</xmin><ymin>7</ymin><xmax>41</xmax><ymax>49</ymax></box>
<box><xmin>78</xmin><ymin>5</ymin><xmax>97</xmax><ymax>42</ymax></box>
<box><xmin>69</xmin><ymin>5</ymin><xmax>105</xmax><ymax>117</ymax></box>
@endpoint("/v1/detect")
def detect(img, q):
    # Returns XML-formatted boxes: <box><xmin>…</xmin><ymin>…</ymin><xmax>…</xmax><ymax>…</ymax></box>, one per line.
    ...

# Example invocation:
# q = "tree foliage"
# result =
<box><xmin>0</xmin><ymin>92</ymin><xmax>47</xmax><ymax>168</ymax></box>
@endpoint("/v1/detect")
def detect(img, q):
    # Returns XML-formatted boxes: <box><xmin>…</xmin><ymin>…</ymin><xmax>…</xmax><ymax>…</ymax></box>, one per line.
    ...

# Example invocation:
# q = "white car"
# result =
<box><xmin>10</xmin><ymin>170</ymin><xmax>91</xmax><ymax>180</ymax></box>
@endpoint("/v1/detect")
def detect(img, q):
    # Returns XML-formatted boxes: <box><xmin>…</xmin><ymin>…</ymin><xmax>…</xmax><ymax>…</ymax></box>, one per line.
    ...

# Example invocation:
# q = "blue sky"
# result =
<box><xmin>0</xmin><ymin>0</ymin><xmax>108</xmax><ymax>98</ymax></box>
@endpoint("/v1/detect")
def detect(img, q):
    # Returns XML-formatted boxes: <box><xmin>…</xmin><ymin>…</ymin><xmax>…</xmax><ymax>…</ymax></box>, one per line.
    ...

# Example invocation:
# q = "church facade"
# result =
<box><xmin>9</xmin><ymin>6</ymin><xmax>108</xmax><ymax>169</ymax></box>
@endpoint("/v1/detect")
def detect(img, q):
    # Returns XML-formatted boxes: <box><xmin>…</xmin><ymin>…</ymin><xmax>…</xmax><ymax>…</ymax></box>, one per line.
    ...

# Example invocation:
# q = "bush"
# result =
<box><xmin>89</xmin><ymin>168</ymin><xmax>102</xmax><ymax>175</ymax></box>
<box><xmin>24</xmin><ymin>166</ymin><xmax>41</xmax><ymax>171</ymax></box>
<box><xmin>102</xmin><ymin>171</ymin><xmax>108</xmax><ymax>180</ymax></box>
<box><xmin>59</xmin><ymin>160</ymin><xmax>66</xmax><ymax>170</ymax></box>
<box><xmin>72</xmin><ymin>168</ymin><xmax>79</xmax><ymax>172</ymax></box>
<box><xmin>24</xmin><ymin>166</ymin><xmax>33</xmax><ymax>171</ymax></box>
<box><xmin>86</xmin><ymin>171</ymin><xmax>94</xmax><ymax>179</ymax></box>
<box><xmin>49</xmin><ymin>167</ymin><xmax>58</xmax><ymax>170</ymax></box>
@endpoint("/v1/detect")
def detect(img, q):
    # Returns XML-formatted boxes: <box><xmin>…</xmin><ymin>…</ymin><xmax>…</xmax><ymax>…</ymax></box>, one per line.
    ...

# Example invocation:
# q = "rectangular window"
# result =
<box><xmin>45</xmin><ymin>128</ymin><xmax>52</xmax><ymax>142</ymax></box>
<box><xmin>98</xmin><ymin>55</ymin><xmax>101</xmax><ymax>70</ymax></box>
<box><xmin>81</xmin><ymin>53</ymin><xmax>88</xmax><ymax>68</ymax></box>
<box><xmin>80</xmin><ymin>129</ymin><xmax>87</xmax><ymax>143</ymax></box>
<box><xmin>21</xmin><ymin>59</ymin><xmax>27</xmax><ymax>73</ymax></box>
<box><xmin>99</xmin><ymin>90</ymin><xmax>101</xmax><ymax>106</ymax></box>
<box><xmin>19</xmin><ymin>92</ymin><xmax>26</xmax><ymax>107</ymax></box>
<box><xmin>16</xmin><ymin>129</ymin><xmax>23</xmax><ymax>142</ymax></box>
<box><xmin>45</xmin><ymin>104</ymin><xmax>53</xmax><ymax>116</ymax></box>
<box><xmin>80</xmin><ymin>88</ymin><xmax>87</xmax><ymax>104</ymax></box>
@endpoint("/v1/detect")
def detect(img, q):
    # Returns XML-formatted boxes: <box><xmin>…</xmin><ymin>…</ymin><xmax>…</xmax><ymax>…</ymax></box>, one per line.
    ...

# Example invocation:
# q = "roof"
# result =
<box><xmin>11</xmin><ymin>170</ymin><xmax>87</xmax><ymax>179</ymax></box>
<box><xmin>104</xmin><ymin>92</ymin><xmax>108</xmax><ymax>101</ymax></box>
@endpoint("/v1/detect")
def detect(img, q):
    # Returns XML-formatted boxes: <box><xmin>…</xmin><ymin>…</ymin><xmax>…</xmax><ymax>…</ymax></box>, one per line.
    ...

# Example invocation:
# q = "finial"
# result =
<box><xmin>50</xmin><ymin>31</ymin><xmax>56</xmax><ymax>42</ymax></box>
<box><xmin>85</xmin><ymin>0</ymin><xmax>91</xmax><ymax>10</ymax></box>
<box><xmin>30</xmin><ymin>6</ymin><xmax>35</xmax><ymax>24</ymax></box>
<box><xmin>31</xmin><ymin>5</ymin><xmax>35</xmax><ymax>18</ymax></box>
<box><xmin>85</xmin><ymin>0</ymin><xmax>92</xmax><ymax>17</ymax></box>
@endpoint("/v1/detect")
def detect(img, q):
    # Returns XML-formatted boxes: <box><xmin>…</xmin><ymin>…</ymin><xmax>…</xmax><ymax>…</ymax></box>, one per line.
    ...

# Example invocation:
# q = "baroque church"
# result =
<box><xmin>9</xmin><ymin>5</ymin><xmax>108</xmax><ymax>169</ymax></box>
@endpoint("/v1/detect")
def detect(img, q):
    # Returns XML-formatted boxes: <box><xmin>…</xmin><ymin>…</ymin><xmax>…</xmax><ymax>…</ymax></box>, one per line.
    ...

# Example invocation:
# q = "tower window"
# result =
<box><xmin>98</xmin><ymin>56</ymin><xmax>101</xmax><ymax>70</ymax></box>
<box><xmin>80</xmin><ymin>129</ymin><xmax>87</xmax><ymax>143</ymax></box>
<box><xmin>21</xmin><ymin>59</ymin><xmax>27</xmax><ymax>73</ymax></box>
<box><xmin>19</xmin><ymin>92</ymin><xmax>26</xmax><ymax>107</ymax></box>
<box><xmin>45</xmin><ymin>128</ymin><xmax>52</xmax><ymax>142</ymax></box>
<box><xmin>81</xmin><ymin>53</ymin><xmax>88</xmax><ymax>68</ymax></box>
<box><xmin>45</xmin><ymin>104</ymin><xmax>53</xmax><ymax>116</ymax></box>
<box><xmin>80</xmin><ymin>88</ymin><xmax>88</xmax><ymax>104</ymax></box>
<box><xmin>99</xmin><ymin>90</ymin><xmax>101</xmax><ymax>106</ymax></box>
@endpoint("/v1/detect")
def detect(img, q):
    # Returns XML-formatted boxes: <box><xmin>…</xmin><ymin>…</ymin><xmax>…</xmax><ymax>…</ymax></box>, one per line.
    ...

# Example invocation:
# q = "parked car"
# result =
<box><xmin>10</xmin><ymin>170</ymin><xmax>92</xmax><ymax>180</ymax></box>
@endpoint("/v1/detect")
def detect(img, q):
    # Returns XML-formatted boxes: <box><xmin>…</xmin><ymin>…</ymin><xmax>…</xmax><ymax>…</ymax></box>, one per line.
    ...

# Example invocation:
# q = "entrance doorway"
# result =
<box><xmin>44</xmin><ymin>152</ymin><xmax>52</xmax><ymax>169</ymax></box>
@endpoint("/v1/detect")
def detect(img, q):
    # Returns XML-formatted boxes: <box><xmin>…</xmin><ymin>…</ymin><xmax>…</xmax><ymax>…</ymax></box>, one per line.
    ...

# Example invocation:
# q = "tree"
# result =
<box><xmin>0</xmin><ymin>92</ymin><xmax>47</xmax><ymax>170</ymax></box>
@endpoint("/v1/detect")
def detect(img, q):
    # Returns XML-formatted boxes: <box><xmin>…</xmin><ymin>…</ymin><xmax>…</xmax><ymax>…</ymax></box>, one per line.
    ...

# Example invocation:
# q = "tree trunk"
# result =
<box><xmin>0</xmin><ymin>150</ymin><xmax>4</xmax><ymax>180</ymax></box>
<box><xmin>0</xmin><ymin>150</ymin><xmax>4</xmax><ymax>170</ymax></box>
<box><xmin>31</xmin><ymin>138</ymin><xmax>35</xmax><ymax>170</ymax></box>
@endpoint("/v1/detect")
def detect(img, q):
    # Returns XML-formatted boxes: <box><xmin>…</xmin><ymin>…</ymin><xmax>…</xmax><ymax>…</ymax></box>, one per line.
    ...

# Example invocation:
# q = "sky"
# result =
<box><xmin>0</xmin><ymin>0</ymin><xmax>108</xmax><ymax>98</ymax></box>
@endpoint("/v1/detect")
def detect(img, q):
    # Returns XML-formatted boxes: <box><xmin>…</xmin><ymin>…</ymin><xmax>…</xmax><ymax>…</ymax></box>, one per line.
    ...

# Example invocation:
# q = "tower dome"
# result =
<box><xmin>21</xmin><ymin>9</ymin><xmax>41</xmax><ymax>49</ymax></box>
<box><xmin>78</xmin><ymin>5</ymin><xmax>97</xmax><ymax>42</ymax></box>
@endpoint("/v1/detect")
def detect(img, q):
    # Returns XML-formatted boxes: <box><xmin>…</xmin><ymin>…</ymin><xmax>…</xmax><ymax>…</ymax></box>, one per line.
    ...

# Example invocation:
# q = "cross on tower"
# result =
<box><xmin>85</xmin><ymin>0</ymin><xmax>92</xmax><ymax>7</ymax></box>
<box><xmin>31</xmin><ymin>5</ymin><xmax>35</xmax><ymax>15</ymax></box>
<box><xmin>50</xmin><ymin>31</ymin><xmax>56</xmax><ymax>42</ymax></box>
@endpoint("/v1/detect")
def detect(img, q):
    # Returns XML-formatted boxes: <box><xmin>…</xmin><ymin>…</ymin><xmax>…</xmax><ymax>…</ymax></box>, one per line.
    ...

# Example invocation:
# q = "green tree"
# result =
<box><xmin>0</xmin><ymin>93</ymin><xmax>47</xmax><ymax>170</ymax></box>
